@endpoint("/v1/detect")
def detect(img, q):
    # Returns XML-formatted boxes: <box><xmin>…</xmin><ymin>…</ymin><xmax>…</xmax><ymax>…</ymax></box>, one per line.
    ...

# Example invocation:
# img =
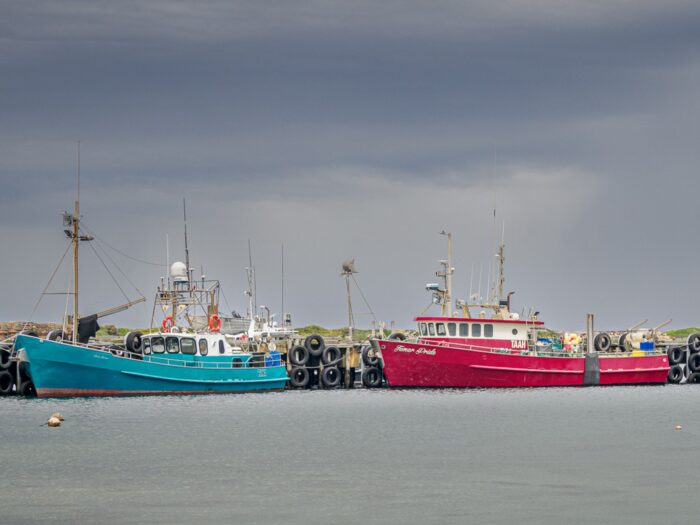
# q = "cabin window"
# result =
<box><xmin>420</xmin><ymin>323</ymin><xmax>428</xmax><ymax>336</ymax></box>
<box><xmin>436</xmin><ymin>323</ymin><xmax>446</xmax><ymax>336</ymax></box>
<box><xmin>218</xmin><ymin>339</ymin><xmax>226</xmax><ymax>354</ymax></box>
<box><xmin>472</xmin><ymin>324</ymin><xmax>482</xmax><ymax>337</ymax></box>
<box><xmin>166</xmin><ymin>337</ymin><xmax>180</xmax><ymax>354</ymax></box>
<box><xmin>512</xmin><ymin>328</ymin><xmax>518</xmax><ymax>336</ymax></box>
<box><xmin>181</xmin><ymin>338</ymin><xmax>196</xmax><ymax>355</ymax></box>
<box><xmin>151</xmin><ymin>337</ymin><xmax>165</xmax><ymax>354</ymax></box>
<box><xmin>459</xmin><ymin>323</ymin><xmax>469</xmax><ymax>337</ymax></box>
<box><xmin>428</xmin><ymin>323</ymin><xmax>436</xmax><ymax>336</ymax></box>
<box><xmin>484</xmin><ymin>324</ymin><xmax>494</xmax><ymax>338</ymax></box>
<box><xmin>447</xmin><ymin>322</ymin><xmax>456</xmax><ymax>336</ymax></box>
<box><xmin>143</xmin><ymin>338</ymin><xmax>152</xmax><ymax>355</ymax></box>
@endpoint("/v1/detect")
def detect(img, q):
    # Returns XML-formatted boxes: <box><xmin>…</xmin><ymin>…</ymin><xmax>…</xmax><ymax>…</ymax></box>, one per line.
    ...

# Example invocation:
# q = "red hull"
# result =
<box><xmin>375</xmin><ymin>339</ymin><xmax>669</xmax><ymax>388</ymax></box>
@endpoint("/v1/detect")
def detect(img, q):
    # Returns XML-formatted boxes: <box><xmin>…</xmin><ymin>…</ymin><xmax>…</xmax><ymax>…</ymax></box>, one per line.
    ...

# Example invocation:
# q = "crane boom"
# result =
<box><xmin>83</xmin><ymin>297</ymin><xmax>146</xmax><ymax>321</ymax></box>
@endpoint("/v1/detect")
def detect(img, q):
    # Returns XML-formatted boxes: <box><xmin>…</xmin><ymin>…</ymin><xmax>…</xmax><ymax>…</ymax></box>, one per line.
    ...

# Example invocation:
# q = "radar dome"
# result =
<box><xmin>170</xmin><ymin>261</ymin><xmax>188</xmax><ymax>282</ymax></box>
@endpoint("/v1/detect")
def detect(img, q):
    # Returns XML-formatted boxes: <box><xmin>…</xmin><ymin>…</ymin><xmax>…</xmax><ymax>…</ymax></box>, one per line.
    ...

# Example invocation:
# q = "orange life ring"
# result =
<box><xmin>209</xmin><ymin>314</ymin><xmax>222</xmax><ymax>332</ymax></box>
<box><xmin>162</xmin><ymin>316</ymin><xmax>174</xmax><ymax>333</ymax></box>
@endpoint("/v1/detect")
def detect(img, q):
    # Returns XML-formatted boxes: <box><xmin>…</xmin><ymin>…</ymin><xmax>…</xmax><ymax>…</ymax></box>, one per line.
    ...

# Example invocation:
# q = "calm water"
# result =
<box><xmin>1</xmin><ymin>386</ymin><xmax>699</xmax><ymax>524</ymax></box>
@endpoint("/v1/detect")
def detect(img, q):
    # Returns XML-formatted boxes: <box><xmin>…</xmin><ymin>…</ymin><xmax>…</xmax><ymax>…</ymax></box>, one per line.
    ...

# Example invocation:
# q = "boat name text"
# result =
<box><xmin>395</xmin><ymin>345</ymin><xmax>436</xmax><ymax>356</ymax></box>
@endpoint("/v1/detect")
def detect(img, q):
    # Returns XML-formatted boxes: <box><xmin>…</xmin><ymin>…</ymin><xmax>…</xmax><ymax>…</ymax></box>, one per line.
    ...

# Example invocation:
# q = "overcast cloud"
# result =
<box><xmin>2</xmin><ymin>1</ymin><xmax>700</xmax><ymax>332</ymax></box>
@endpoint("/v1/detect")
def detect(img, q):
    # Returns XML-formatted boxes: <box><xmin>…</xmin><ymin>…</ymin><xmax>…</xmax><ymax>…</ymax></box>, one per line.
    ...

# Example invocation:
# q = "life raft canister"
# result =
<box><xmin>209</xmin><ymin>314</ymin><xmax>222</xmax><ymax>332</ymax></box>
<box><xmin>162</xmin><ymin>316</ymin><xmax>175</xmax><ymax>333</ymax></box>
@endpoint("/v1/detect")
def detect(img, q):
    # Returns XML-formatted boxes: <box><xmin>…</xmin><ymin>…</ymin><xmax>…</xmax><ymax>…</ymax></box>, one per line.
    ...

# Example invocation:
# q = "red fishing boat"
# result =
<box><xmin>372</xmin><ymin>233</ymin><xmax>669</xmax><ymax>388</ymax></box>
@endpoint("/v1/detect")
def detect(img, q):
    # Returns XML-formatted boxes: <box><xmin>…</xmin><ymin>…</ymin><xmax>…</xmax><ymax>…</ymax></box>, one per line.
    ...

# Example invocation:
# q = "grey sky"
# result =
<box><xmin>2</xmin><ymin>1</ymin><xmax>700</xmax><ymax>331</ymax></box>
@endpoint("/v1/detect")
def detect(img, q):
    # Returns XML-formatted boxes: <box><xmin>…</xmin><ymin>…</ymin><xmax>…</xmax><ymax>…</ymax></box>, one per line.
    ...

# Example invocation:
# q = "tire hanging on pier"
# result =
<box><xmin>0</xmin><ymin>370</ymin><xmax>14</xmax><ymax>395</ymax></box>
<box><xmin>687</xmin><ymin>333</ymin><xmax>700</xmax><ymax>354</ymax></box>
<box><xmin>0</xmin><ymin>346</ymin><xmax>11</xmax><ymax>370</ymax></box>
<box><xmin>686</xmin><ymin>372</ymin><xmax>700</xmax><ymax>384</ymax></box>
<box><xmin>18</xmin><ymin>380</ymin><xmax>36</xmax><ymax>396</ymax></box>
<box><xmin>667</xmin><ymin>346</ymin><xmax>685</xmax><ymax>366</ymax></box>
<box><xmin>321</xmin><ymin>346</ymin><xmax>341</xmax><ymax>366</ymax></box>
<box><xmin>688</xmin><ymin>353</ymin><xmax>700</xmax><ymax>373</ymax></box>
<box><xmin>289</xmin><ymin>367</ymin><xmax>310</xmax><ymax>389</ymax></box>
<box><xmin>289</xmin><ymin>345</ymin><xmax>310</xmax><ymax>366</ymax></box>
<box><xmin>304</xmin><ymin>334</ymin><xmax>325</xmax><ymax>357</ymax></box>
<box><xmin>361</xmin><ymin>345</ymin><xmax>380</xmax><ymax>367</ymax></box>
<box><xmin>362</xmin><ymin>366</ymin><xmax>383</xmax><ymax>388</ymax></box>
<box><xmin>667</xmin><ymin>364</ymin><xmax>684</xmax><ymax>384</ymax></box>
<box><xmin>593</xmin><ymin>333</ymin><xmax>611</xmax><ymax>353</ymax></box>
<box><xmin>388</xmin><ymin>332</ymin><xmax>406</xmax><ymax>341</ymax></box>
<box><xmin>321</xmin><ymin>366</ymin><xmax>341</xmax><ymax>388</ymax></box>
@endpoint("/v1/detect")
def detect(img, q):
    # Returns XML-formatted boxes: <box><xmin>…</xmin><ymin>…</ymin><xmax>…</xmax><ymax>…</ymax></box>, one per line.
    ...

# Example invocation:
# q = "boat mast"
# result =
<box><xmin>72</xmin><ymin>142</ymin><xmax>80</xmax><ymax>344</ymax></box>
<box><xmin>437</xmin><ymin>231</ymin><xmax>453</xmax><ymax>316</ymax></box>
<box><xmin>183</xmin><ymin>198</ymin><xmax>191</xmax><ymax>290</ymax></box>
<box><xmin>497</xmin><ymin>242</ymin><xmax>504</xmax><ymax>305</ymax></box>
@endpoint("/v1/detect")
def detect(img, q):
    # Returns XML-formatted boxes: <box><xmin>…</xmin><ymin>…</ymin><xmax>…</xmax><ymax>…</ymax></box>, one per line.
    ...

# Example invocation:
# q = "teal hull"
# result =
<box><xmin>15</xmin><ymin>335</ymin><xmax>288</xmax><ymax>398</ymax></box>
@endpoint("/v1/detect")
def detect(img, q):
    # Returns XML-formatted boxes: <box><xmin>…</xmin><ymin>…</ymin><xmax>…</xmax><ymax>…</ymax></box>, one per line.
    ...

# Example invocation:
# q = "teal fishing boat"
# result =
<box><xmin>15</xmin><ymin>332</ymin><xmax>287</xmax><ymax>397</ymax></box>
<box><xmin>14</xmin><ymin>162</ymin><xmax>288</xmax><ymax>397</ymax></box>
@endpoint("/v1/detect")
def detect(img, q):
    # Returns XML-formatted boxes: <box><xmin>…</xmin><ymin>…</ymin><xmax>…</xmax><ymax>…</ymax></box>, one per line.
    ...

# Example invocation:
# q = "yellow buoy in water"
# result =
<box><xmin>47</xmin><ymin>416</ymin><xmax>61</xmax><ymax>427</ymax></box>
<box><xmin>51</xmin><ymin>412</ymin><xmax>65</xmax><ymax>421</ymax></box>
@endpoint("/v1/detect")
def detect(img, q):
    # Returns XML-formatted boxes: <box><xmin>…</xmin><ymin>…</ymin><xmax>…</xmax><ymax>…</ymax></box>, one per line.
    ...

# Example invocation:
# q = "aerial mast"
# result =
<box><xmin>72</xmin><ymin>142</ymin><xmax>80</xmax><ymax>343</ymax></box>
<box><xmin>183</xmin><ymin>198</ymin><xmax>191</xmax><ymax>290</ymax></box>
<box><xmin>341</xmin><ymin>259</ymin><xmax>357</xmax><ymax>340</ymax></box>
<box><xmin>437</xmin><ymin>231</ymin><xmax>453</xmax><ymax>316</ymax></box>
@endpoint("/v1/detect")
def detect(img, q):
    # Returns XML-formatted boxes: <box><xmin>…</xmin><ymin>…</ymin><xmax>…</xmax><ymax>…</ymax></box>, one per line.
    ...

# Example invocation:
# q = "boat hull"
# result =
<box><xmin>375</xmin><ymin>339</ymin><xmax>669</xmax><ymax>388</ymax></box>
<box><xmin>15</xmin><ymin>335</ymin><xmax>288</xmax><ymax>398</ymax></box>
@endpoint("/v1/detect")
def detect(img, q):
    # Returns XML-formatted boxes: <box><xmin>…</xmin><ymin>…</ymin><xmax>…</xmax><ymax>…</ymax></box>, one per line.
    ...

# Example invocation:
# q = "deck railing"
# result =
<box><xmin>389</xmin><ymin>337</ymin><xmax>666</xmax><ymax>358</ymax></box>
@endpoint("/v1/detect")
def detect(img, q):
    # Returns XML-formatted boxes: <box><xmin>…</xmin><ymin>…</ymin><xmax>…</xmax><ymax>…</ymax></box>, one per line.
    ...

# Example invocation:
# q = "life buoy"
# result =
<box><xmin>209</xmin><ymin>314</ymin><xmax>222</xmax><ymax>332</ymax></box>
<box><xmin>162</xmin><ymin>316</ymin><xmax>174</xmax><ymax>333</ymax></box>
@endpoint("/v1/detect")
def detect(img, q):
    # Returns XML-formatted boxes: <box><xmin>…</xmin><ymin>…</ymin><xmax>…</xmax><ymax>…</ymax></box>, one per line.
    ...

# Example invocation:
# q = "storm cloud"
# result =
<box><xmin>2</xmin><ymin>1</ymin><xmax>700</xmax><ymax>331</ymax></box>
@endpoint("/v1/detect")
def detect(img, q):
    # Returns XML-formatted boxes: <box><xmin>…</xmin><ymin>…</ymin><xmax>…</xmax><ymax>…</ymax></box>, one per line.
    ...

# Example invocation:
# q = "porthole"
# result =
<box><xmin>512</xmin><ymin>328</ymin><xmax>518</xmax><ymax>336</ymax></box>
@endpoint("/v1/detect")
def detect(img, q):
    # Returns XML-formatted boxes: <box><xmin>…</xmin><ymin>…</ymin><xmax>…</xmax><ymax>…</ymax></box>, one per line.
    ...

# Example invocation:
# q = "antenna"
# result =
<box><xmin>72</xmin><ymin>141</ymin><xmax>81</xmax><ymax>343</ymax></box>
<box><xmin>281</xmin><ymin>243</ymin><xmax>284</xmax><ymax>322</ymax></box>
<box><xmin>183</xmin><ymin>198</ymin><xmax>191</xmax><ymax>287</ymax></box>
<box><xmin>341</xmin><ymin>259</ymin><xmax>357</xmax><ymax>340</ymax></box>
<box><xmin>246</xmin><ymin>239</ymin><xmax>256</xmax><ymax>317</ymax></box>
<box><xmin>468</xmin><ymin>263</ymin><xmax>474</xmax><ymax>303</ymax></box>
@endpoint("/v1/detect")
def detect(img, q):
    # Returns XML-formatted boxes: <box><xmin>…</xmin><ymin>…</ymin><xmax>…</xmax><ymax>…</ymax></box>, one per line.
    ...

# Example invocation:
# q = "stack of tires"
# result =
<box><xmin>0</xmin><ymin>333</ymin><xmax>38</xmax><ymax>396</ymax></box>
<box><xmin>666</xmin><ymin>333</ymin><xmax>700</xmax><ymax>384</ymax></box>
<box><xmin>288</xmin><ymin>334</ymin><xmax>344</xmax><ymax>389</ymax></box>
<box><xmin>0</xmin><ymin>342</ymin><xmax>16</xmax><ymax>396</ymax></box>
<box><xmin>360</xmin><ymin>332</ymin><xmax>404</xmax><ymax>388</ymax></box>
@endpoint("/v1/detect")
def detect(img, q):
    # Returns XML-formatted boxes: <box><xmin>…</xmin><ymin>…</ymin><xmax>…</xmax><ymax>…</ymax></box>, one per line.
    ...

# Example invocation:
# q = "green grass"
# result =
<box><xmin>665</xmin><ymin>328</ymin><xmax>700</xmax><ymax>339</ymax></box>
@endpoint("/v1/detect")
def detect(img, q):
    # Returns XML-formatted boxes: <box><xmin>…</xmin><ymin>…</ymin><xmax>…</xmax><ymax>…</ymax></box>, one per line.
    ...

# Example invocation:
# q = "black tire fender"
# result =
<box><xmin>46</xmin><ymin>329</ymin><xmax>65</xmax><ymax>342</ymax></box>
<box><xmin>618</xmin><ymin>333</ymin><xmax>629</xmax><ymax>352</ymax></box>
<box><xmin>0</xmin><ymin>370</ymin><xmax>14</xmax><ymax>394</ymax></box>
<box><xmin>321</xmin><ymin>366</ymin><xmax>341</xmax><ymax>388</ymax></box>
<box><xmin>687</xmin><ymin>372</ymin><xmax>700</xmax><ymax>384</ymax></box>
<box><xmin>688</xmin><ymin>333</ymin><xmax>700</xmax><ymax>353</ymax></box>
<box><xmin>362</xmin><ymin>366</ymin><xmax>383</xmax><ymax>388</ymax></box>
<box><xmin>289</xmin><ymin>345</ymin><xmax>310</xmax><ymax>366</ymax></box>
<box><xmin>304</xmin><ymin>334</ymin><xmax>325</xmax><ymax>357</ymax></box>
<box><xmin>388</xmin><ymin>332</ymin><xmax>406</xmax><ymax>341</ymax></box>
<box><xmin>668</xmin><ymin>364</ymin><xmax>684</xmax><ymax>384</ymax></box>
<box><xmin>124</xmin><ymin>332</ymin><xmax>143</xmax><ymax>353</ymax></box>
<box><xmin>688</xmin><ymin>353</ymin><xmax>700</xmax><ymax>373</ymax></box>
<box><xmin>0</xmin><ymin>347</ymin><xmax>12</xmax><ymax>370</ymax></box>
<box><xmin>361</xmin><ymin>345</ymin><xmax>380</xmax><ymax>367</ymax></box>
<box><xmin>18</xmin><ymin>380</ymin><xmax>36</xmax><ymax>396</ymax></box>
<box><xmin>321</xmin><ymin>346</ymin><xmax>341</xmax><ymax>365</ymax></box>
<box><xmin>667</xmin><ymin>346</ymin><xmax>684</xmax><ymax>366</ymax></box>
<box><xmin>289</xmin><ymin>367</ymin><xmax>310</xmax><ymax>388</ymax></box>
<box><xmin>593</xmin><ymin>332</ymin><xmax>611</xmax><ymax>353</ymax></box>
